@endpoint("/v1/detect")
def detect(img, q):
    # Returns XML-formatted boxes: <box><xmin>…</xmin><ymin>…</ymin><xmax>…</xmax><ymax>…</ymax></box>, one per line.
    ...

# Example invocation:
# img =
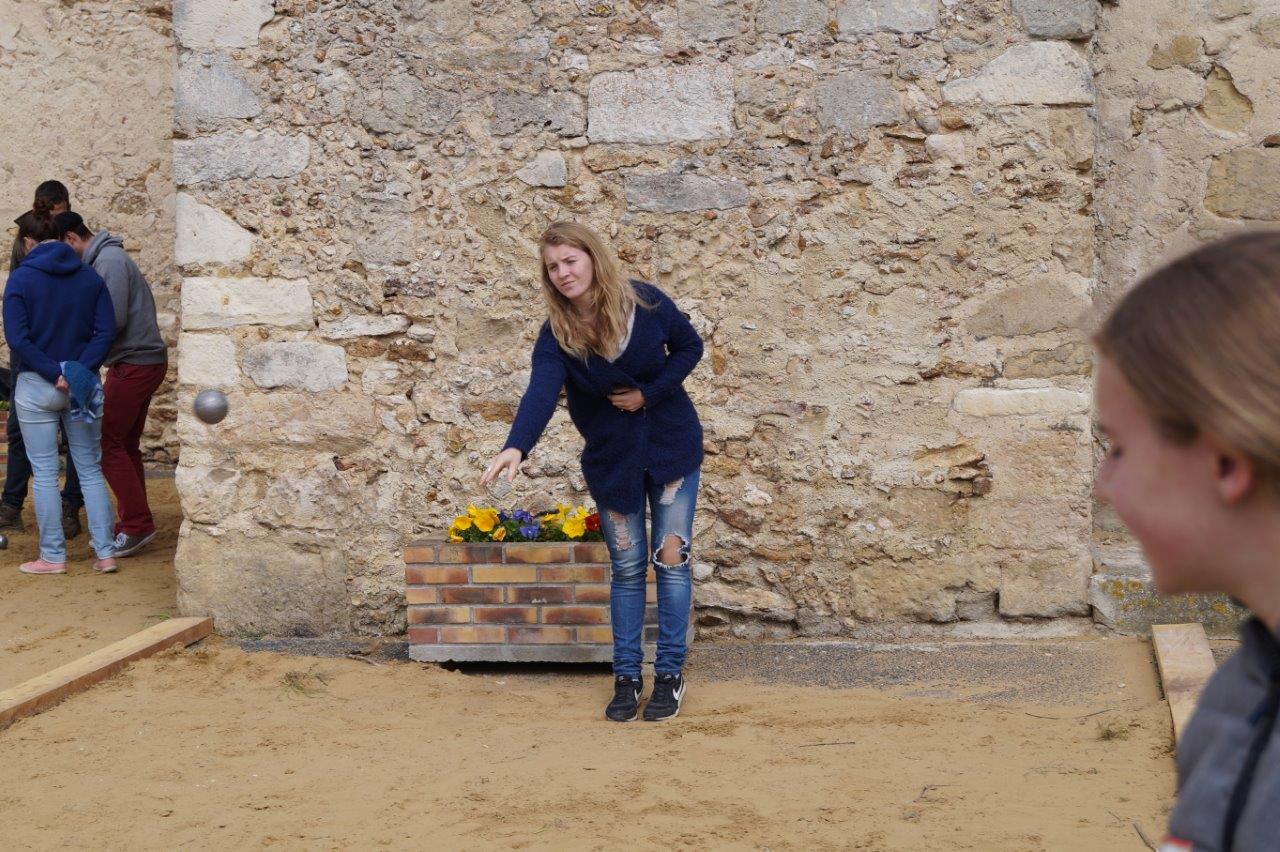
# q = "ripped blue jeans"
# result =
<box><xmin>598</xmin><ymin>469</ymin><xmax>700</xmax><ymax>678</ymax></box>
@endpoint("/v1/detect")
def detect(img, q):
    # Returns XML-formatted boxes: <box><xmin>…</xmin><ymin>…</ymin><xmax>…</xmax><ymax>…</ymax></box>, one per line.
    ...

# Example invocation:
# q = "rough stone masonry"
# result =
<box><xmin>25</xmin><ymin>0</ymin><xmax>1279</xmax><ymax>639</ymax></box>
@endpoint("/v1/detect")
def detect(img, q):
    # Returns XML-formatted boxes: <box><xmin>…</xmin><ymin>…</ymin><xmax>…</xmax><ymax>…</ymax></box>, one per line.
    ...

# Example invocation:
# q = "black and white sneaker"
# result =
<box><xmin>643</xmin><ymin>673</ymin><xmax>685</xmax><ymax>721</ymax></box>
<box><xmin>112</xmin><ymin>530</ymin><xmax>157</xmax><ymax>558</ymax></box>
<box><xmin>605</xmin><ymin>675</ymin><xmax>643</xmax><ymax>722</ymax></box>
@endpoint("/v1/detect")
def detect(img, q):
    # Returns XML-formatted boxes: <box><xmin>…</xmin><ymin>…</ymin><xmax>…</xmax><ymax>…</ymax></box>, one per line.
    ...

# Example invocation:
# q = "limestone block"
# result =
<box><xmin>696</xmin><ymin>580</ymin><xmax>798</xmax><ymax>622</ymax></box>
<box><xmin>173</xmin><ymin>0</ymin><xmax>274</xmax><ymax>49</ymax></box>
<box><xmin>257</xmin><ymin>465</ymin><xmax>352</xmax><ymax>530</ymax></box>
<box><xmin>182</xmin><ymin>277</ymin><xmax>314</xmax><ymax>330</ymax></box>
<box><xmin>319</xmin><ymin>315</ymin><xmax>411</xmax><ymax>340</ymax></box>
<box><xmin>515</xmin><ymin>150</ymin><xmax>568</xmax><ymax>187</ymax></box>
<box><xmin>965</xmin><ymin>275</ymin><xmax>1091</xmax><ymax>337</ymax></box>
<box><xmin>242</xmin><ymin>342</ymin><xmax>349</xmax><ymax>392</ymax></box>
<box><xmin>1258</xmin><ymin>15</ymin><xmax>1280</xmax><ymax>49</ymax></box>
<box><xmin>837</xmin><ymin>0</ymin><xmax>937</xmax><ymax>37</ymax></box>
<box><xmin>491</xmin><ymin>90</ymin><xmax>585</xmax><ymax>136</ymax></box>
<box><xmin>925</xmin><ymin>133</ymin><xmax>966</xmax><ymax>166</ymax></box>
<box><xmin>588</xmin><ymin>65</ymin><xmax>735</xmax><ymax>144</ymax></box>
<box><xmin>1012</xmin><ymin>0</ymin><xmax>1097</xmax><ymax>40</ymax></box>
<box><xmin>952</xmin><ymin>387</ymin><xmax>1089</xmax><ymax>417</ymax></box>
<box><xmin>757</xmin><ymin>0</ymin><xmax>830</xmax><ymax>35</ymax></box>
<box><xmin>999</xmin><ymin>550</ymin><xmax>1091</xmax><ymax>617</ymax></box>
<box><xmin>1003</xmin><ymin>343</ymin><xmax>1092</xmax><ymax>379</ymax></box>
<box><xmin>1210</xmin><ymin>0</ymin><xmax>1254</xmax><ymax>20</ymax></box>
<box><xmin>175</xmin><ymin>526</ymin><xmax>348</xmax><ymax>637</ymax></box>
<box><xmin>942</xmin><ymin>42</ymin><xmax>1094</xmax><ymax>106</ymax></box>
<box><xmin>1206</xmin><ymin>148</ymin><xmax>1280</xmax><ymax>220</ymax></box>
<box><xmin>742</xmin><ymin>45</ymin><xmax>797</xmax><ymax>70</ymax></box>
<box><xmin>173</xmin><ymin>130</ymin><xmax>311</xmax><ymax>185</ymax></box>
<box><xmin>401</xmin><ymin>0</ymin><xmax>474</xmax><ymax>36</ymax></box>
<box><xmin>1197</xmin><ymin>66</ymin><xmax>1253</xmax><ymax>133</ymax></box>
<box><xmin>676</xmin><ymin>0</ymin><xmax>741</xmax><ymax>41</ymax></box>
<box><xmin>177</xmin><ymin>333</ymin><xmax>240</xmax><ymax>388</ymax></box>
<box><xmin>175</xmin><ymin>464</ymin><xmax>245</xmax><ymax>524</ymax></box>
<box><xmin>377</xmin><ymin>73</ymin><xmax>463</xmax><ymax>133</ymax></box>
<box><xmin>175</xmin><ymin>53</ymin><xmax>261</xmax><ymax>130</ymax></box>
<box><xmin>360</xmin><ymin>362</ymin><xmax>403</xmax><ymax>396</ymax></box>
<box><xmin>625</xmin><ymin>172</ymin><xmax>749</xmax><ymax>212</ymax></box>
<box><xmin>180</xmin><ymin>391</ymin><xmax>377</xmax><ymax>454</ymax></box>
<box><xmin>175</xmin><ymin>194</ymin><xmax>254</xmax><ymax>266</ymax></box>
<box><xmin>816</xmin><ymin>71</ymin><xmax>905</xmax><ymax>133</ymax></box>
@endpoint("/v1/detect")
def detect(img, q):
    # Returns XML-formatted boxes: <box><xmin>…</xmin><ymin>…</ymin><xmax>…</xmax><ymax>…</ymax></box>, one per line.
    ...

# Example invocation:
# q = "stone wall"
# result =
<box><xmin>0</xmin><ymin>0</ymin><xmax>178</xmax><ymax>461</ymax></box>
<box><xmin>5</xmin><ymin>2</ymin><xmax>1269</xmax><ymax>639</ymax></box>
<box><xmin>1086</xmin><ymin>0</ymin><xmax>1280</xmax><ymax>633</ymax></box>
<box><xmin>169</xmin><ymin>0</ymin><xmax>1128</xmax><ymax>638</ymax></box>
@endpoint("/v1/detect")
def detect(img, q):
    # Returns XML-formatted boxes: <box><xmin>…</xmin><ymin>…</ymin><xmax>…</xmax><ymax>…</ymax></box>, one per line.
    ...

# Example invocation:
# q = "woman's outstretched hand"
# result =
<box><xmin>481</xmin><ymin>447</ymin><xmax>523</xmax><ymax>488</ymax></box>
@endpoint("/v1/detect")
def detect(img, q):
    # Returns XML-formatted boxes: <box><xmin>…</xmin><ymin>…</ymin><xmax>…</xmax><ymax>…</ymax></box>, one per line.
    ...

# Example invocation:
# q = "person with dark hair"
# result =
<box><xmin>4</xmin><ymin>210</ymin><xmax>117</xmax><ymax>574</ymax></box>
<box><xmin>9</xmin><ymin>181</ymin><xmax>68</xmax><ymax>272</ymax></box>
<box><xmin>55</xmin><ymin>212</ymin><xmax>167</xmax><ymax>557</ymax></box>
<box><xmin>2</xmin><ymin>181</ymin><xmax>83</xmax><ymax>536</ymax></box>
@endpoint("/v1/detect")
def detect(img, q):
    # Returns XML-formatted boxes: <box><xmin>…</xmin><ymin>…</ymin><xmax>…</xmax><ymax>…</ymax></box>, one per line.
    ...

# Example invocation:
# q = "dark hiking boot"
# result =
<box><xmin>0</xmin><ymin>503</ymin><xmax>24</xmax><ymax>532</ymax></box>
<box><xmin>605</xmin><ymin>675</ymin><xmax>643</xmax><ymax>722</ymax></box>
<box><xmin>643</xmin><ymin>673</ymin><xmax>686</xmax><ymax>722</ymax></box>
<box><xmin>62</xmin><ymin>502</ymin><xmax>81</xmax><ymax>539</ymax></box>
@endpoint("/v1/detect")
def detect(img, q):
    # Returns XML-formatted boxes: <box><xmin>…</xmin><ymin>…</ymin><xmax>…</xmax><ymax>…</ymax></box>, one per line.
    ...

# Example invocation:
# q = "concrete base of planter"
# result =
<box><xmin>410</xmin><ymin>637</ymin><xmax>692</xmax><ymax>664</ymax></box>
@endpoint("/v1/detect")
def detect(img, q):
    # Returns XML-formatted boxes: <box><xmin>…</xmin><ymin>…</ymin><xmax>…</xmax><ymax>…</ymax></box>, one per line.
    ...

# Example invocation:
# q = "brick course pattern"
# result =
<box><xmin>404</xmin><ymin>541</ymin><xmax>678</xmax><ymax>663</ymax></box>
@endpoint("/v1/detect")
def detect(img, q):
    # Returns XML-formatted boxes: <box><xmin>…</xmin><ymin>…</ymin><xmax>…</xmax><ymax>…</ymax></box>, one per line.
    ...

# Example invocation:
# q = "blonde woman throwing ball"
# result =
<box><xmin>482</xmin><ymin>222</ymin><xmax>704</xmax><ymax>722</ymax></box>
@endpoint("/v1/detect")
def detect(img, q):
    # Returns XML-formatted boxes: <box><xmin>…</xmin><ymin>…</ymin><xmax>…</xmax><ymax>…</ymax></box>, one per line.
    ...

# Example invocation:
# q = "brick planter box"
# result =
<box><xmin>404</xmin><ymin>540</ymin><xmax>692</xmax><ymax>663</ymax></box>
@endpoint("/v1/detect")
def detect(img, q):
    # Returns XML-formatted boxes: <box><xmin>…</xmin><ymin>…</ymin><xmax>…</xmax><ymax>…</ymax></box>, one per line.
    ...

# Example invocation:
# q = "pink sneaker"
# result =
<box><xmin>93</xmin><ymin>558</ymin><xmax>118</xmax><ymax>574</ymax></box>
<box><xmin>19</xmin><ymin>559</ymin><xmax>66</xmax><ymax>575</ymax></box>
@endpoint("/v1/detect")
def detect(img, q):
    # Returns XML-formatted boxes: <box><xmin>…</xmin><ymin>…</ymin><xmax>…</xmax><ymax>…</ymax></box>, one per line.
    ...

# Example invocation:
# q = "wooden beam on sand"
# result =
<box><xmin>0</xmin><ymin>617</ymin><xmax>213</xmax><ymax>730</ymax></box>
<box><xmin>1152</xmin><ymin>623</ymin><xmax>1217</xmax><ymax>743</ymax></box>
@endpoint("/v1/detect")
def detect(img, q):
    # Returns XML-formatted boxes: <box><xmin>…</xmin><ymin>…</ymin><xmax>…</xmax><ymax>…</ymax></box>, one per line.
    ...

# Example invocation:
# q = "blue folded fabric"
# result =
<box><xmin>60</xmin><ymin>361</ymin><xmax>104</xmax><ymax>423</ymax></box>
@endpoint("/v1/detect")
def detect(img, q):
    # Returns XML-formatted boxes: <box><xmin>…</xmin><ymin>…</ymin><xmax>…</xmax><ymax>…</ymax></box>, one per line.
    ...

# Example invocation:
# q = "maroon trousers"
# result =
<box><xmin>102</xmin><ymin>362</ymin><xmax>167</xmax><ymax>536</ymax></box>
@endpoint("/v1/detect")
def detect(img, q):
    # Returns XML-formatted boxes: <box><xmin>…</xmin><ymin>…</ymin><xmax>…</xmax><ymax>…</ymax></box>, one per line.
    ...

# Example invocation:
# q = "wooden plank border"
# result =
<box><xmin>0</xmin><ymin>617</ymin><xmax>213</xmax><ymax>730</ymax></box>
<box><xmin>1152</xmin><ymin>622</ymin><xmax>1217</xmax><ymax>743</ymax></box>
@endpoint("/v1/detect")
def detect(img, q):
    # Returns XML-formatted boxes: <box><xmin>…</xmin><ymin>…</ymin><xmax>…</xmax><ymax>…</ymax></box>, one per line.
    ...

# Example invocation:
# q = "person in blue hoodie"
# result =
<box><xmin>1</xmin><ymin>180</ymin><xmax>84</xmax><ymax>537</ymax></box>
<box><xmin>481</xmin><ymin>221</ymin><xmax>704</xmax><ymax>723</ymax></box>
<box><xmin>4</xmin><ymin>212</ymin><xmax>117</xmax><ymax>575</ymax></box>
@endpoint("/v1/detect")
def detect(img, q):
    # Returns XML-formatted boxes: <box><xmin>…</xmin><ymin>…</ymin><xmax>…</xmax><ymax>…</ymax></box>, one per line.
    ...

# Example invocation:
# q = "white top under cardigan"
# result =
<box><xmin>604</xmin><ymin>306</ymin><xmax>637</xmax><ymax>363</ymax></box>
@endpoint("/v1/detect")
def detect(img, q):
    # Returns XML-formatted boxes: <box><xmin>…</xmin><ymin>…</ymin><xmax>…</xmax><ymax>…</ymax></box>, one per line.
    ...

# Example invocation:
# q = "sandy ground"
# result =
<box><xmin>1</xmin><ymin>636</ymin><xmax>1176</xmax><ymax>850</ymax></box>
<box><xmin>0</xmin><ymin>476</ymin><xmax>179</xmax><ymax>686</ymax></box>
<box><xmin>0</xmin><ymin>474</ymin><xmax>1179</xmax><ymax>850</ymax></box>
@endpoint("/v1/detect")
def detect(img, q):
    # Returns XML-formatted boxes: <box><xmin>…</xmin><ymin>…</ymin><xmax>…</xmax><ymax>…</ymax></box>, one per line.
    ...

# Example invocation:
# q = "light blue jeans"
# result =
<box><xmin>14</xmin><ymin>372</ymin><xmax>115</xmax><ymax>562</ymax></box>
<box><xmin>598</xmin><ymin>469</ymin><xmax>700</xmax><ymax>678</ymax></box>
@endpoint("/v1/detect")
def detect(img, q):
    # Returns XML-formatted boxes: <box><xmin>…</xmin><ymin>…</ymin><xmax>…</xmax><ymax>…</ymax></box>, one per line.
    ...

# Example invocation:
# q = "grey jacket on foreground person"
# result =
<box><xmin>81</xmin><ymin>230</ymin><xmax>166</xmax><ymax>367</ymax></box>
<box><xmin>1167</xmin><ymin>617</ymin><xmax>1280</xmax><ymax>851</ymax></box>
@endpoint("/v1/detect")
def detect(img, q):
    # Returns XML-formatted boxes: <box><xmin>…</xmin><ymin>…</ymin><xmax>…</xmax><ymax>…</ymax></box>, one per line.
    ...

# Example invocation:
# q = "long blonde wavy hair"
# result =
<box><xmin>538</xmin><ymin>221</ymin><xmax>646</xmax><ymax>361</ymax></box>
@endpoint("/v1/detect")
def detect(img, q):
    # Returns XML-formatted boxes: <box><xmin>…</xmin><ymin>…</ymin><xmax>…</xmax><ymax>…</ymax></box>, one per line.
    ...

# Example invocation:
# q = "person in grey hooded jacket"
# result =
<box><xmin>1093</xmin><ymin>232</ymin><xmax>1280</xmax><ymax>852</ymax></box>
<box><xmin>55</xmin><ymin>213</ymin><xmax>167</xmax><ymax>559</ymax></box>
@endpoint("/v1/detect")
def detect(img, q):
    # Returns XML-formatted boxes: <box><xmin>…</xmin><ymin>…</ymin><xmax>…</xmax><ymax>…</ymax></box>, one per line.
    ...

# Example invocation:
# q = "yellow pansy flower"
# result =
<box><xmin>492</xmin><ymin>526</ymin><xmax>507</xmax><ymax>541</ymax></box>
<box><xmin>453</xmin><ymin>515</ymin><xmax>473</xmax><ymax>531</ymax></box>
<box><xmin>562</xmin><ymin>516</ymin><xmax>586</xmax><ymax>539</ymax></box>
<box><xmin>473</xmin><ymin>508</ymin><xmax>499</xmax><ymax>533</ymax></box>
<box><xmin>467</xmin><ymin>504</ymin><xmax>481</xmax><ymax>518</ymax></box>
<box><xmin>448</xmin><ymin>532</ymin><xmax>463</xmax><ymax>542</ymax></box>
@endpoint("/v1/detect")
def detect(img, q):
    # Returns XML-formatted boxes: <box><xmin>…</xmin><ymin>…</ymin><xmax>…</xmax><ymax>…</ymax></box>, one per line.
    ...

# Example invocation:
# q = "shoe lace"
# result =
<box><xmin>613</xmin><ymin>677</ymin><xmax>638</xmax><ymax>699</ymax></box>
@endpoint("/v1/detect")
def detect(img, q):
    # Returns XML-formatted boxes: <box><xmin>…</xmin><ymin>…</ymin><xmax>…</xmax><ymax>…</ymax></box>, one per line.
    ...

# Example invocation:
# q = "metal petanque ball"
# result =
<box><xmin>193</xmin><ymin>389</ymin><xmax>230</xmax><ymax>425</ymax></box>
<box><xmin>0</xmin><ymin>533</ymin><xmax>8</xmax><ymax>550</ymax></box>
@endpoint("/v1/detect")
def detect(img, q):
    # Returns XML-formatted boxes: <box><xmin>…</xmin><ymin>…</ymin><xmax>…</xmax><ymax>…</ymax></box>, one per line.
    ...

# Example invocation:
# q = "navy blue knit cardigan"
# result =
<box><xmin>503</xmin><ymin>281</ymin><xmax>704</xmax><ymax>515</ymax></box>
